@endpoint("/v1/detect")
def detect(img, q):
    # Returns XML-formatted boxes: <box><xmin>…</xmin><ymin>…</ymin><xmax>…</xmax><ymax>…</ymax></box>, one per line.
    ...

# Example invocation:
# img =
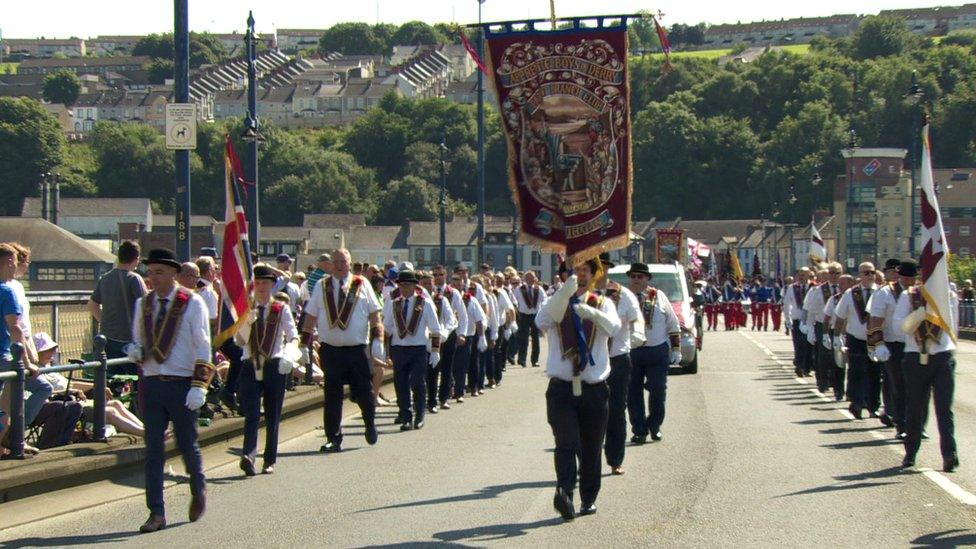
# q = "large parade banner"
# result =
<box><xmin>484</xmin><ymin>19</ymin><xmax>632</xmax><ymax>261</ymax></box>
<box><xmin>655</xmin><ymin>228</ymin><xmax>683</xmax><ymax>263</ymax></box>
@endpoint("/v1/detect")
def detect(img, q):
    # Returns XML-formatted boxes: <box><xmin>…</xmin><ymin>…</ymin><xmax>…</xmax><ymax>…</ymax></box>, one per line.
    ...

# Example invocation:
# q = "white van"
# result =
<box><xmin>607</xmin><ymin>262</ymin><xmax>699</xmax><ymax>374</ymax></box>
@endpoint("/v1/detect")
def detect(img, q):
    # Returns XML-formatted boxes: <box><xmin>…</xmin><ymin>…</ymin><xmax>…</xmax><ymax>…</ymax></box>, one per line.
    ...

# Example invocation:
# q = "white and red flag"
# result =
<box><xmin>809</xmin><ymin>218</ymin><xmax>826</xmax><ymax>264</ymax></box>
<box><xmin>917</xmin><ymin>121</ymin><xmax>956</xmax><ymax>340</ymax></box>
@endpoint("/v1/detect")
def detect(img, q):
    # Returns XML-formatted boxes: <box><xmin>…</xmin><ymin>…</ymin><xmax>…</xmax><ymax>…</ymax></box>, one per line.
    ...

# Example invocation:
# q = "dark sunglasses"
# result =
<box><xmin>860</xmin><ymin>270</ymin><xmax>875</xmax><ymax>276</ymax></box>
<box><xmin>628</xmin><ymin>273</ymin><xmax>646</xmax><ymax>279</ymax></box>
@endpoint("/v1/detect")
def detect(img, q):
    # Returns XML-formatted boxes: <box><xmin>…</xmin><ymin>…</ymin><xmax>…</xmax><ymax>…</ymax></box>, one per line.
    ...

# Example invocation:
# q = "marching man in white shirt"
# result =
<box><xmin>832</xmin><ymin>262</ymin><xmax>879</xmax><ymax>420</ymax></box>
<box><xmin>450</xmin><ymin>271</ymin><xmax>486</xmax><ymax>403</ymax></box>
<box><xmin>431</xmin><ymin>266</ymin><xmax>467</xmax><ymax>410</ymax></box>
<box><xmin>301</xmin><ymin>248</ymin><xmax>383</xmax><ymax>453</ymax></box>
<box><xmin>420</xmin><ymin>271</ymin><xmax>457</xmax><ymax>414</ymax></box>
<box><xmin>515</xmin><ymin>270</ymin><xmax>547</xmax><ymax>368</ymax></box>
<box><xmin>383</xmin><ymin>270</ymin><xmax>441</xmax><ymax>431</ymax></box>
<box><xmin>866</xmin><ymin>258</ymin><xmax>909</xmax><ymax>435</ymax></box>
<box><xmin>536</xmin><ymin>257</ymin><xmax>620</xmax><ymax>520</ymax></box>
<box><xmin>234</xmin><ymin>264</ymin><xmax>299</xmax><ymax>476</ymax></box>
<box><xmin>129</xmin><ymin>249</ymin><xmax>215</xmax><ymax>533</ymax></box>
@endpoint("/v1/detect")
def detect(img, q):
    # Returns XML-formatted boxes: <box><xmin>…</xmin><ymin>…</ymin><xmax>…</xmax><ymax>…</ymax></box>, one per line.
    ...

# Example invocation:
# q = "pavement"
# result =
<box><xmin>3</xmin><ymin>330</ymin><xmax>976</xmax><ymax>547</ymax></box>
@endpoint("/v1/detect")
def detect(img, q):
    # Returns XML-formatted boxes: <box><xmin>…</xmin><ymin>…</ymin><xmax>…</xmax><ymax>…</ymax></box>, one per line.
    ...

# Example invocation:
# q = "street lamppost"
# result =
<box><xmin>173</xmin><ymin>0</ymin><xmax>191</xmax><ymax>261</ymax></box>
<box><xmin>242</xmin><ymin>11</ymin><xmax>265</xmax><ymax>255</ymax></box>
<box><xmin>905</xmin><ymin>70</ymin><xmax>925</xmax><ymax>258</ymax></box>
<box><xmin>845</xmin><ymin>129</ymin><xmax>858</xmax><ymax>270</ymax></box>
<box><xmin>439</xmin><ymin>135</ymin><xmax>448</xmax><ymax>267</ymax></box>
<box><xmin>476</xmin><ymin>0</ymin><xmax>486</xmax><ymax>265</ymax></box>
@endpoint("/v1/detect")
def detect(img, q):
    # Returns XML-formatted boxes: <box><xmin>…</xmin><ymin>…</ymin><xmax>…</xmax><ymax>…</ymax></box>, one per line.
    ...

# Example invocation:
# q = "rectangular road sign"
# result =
<box><xmin>165</xmin><ymin>103</ymin><xmax>197</xmax><ymax>150</ymax></box>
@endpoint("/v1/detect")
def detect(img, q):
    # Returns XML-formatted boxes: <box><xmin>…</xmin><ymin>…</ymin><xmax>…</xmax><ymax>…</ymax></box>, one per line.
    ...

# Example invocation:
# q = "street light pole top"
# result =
<box><xmin>247</xmin><ymin>11</ymin><xmax>255</xmax><ymax>29</ymax></box>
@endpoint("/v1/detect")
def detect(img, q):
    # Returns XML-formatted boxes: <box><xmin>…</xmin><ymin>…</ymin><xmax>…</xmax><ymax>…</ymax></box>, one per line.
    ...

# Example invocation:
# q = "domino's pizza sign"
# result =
<box><xmin>863</xmin><ymin>158</ymin><xmax>881</xmax><ymax>177</ymax></box>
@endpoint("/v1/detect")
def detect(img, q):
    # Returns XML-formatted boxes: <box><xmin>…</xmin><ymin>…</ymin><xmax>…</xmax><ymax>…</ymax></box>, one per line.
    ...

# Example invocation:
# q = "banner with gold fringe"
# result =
<box><xmin>483</xmin><ymin>17</ymin><xmax>632</xmax><ymax>264</ymax></box>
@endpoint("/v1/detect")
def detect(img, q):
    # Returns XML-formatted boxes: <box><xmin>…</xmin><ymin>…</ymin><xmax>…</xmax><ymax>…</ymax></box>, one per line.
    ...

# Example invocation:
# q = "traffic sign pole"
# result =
<box><xmin>173</xmin><ymin>0</ymin><xmax>191</xmax><ymax>261</ymax></box>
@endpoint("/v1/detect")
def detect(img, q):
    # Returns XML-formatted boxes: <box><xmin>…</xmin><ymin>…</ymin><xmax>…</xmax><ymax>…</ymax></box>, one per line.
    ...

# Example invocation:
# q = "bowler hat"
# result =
<box><xmin>397</xmin><ymin>270</ymin><xmax>419</xmax><ymax>284</ymax></box>
<box><xmin>626</xmin><ymin>262</ymin><xmax>652</xmax><ymax>278</ymax></box>
<box><xmin>143</xmin><ymin>248</ymin><xmax>180</xmax><ymax>269</ymax></box>
<box><xmin>897</xmin><ymin>259</ymin><xmax>919</xmax><ymax>278</ymax></box>
<box><xmin>599</xmin><ymin>252</ymin><xmax>615</xmax><ymax>268</ymax></box>
<box><xmin>276</xmin><ymin>253</ymin><xmax>293</xmax><ymax>263</ymax></box>
<box><xmin>884</xmin><ymin>258</ymin><xmax>901</xmax><ymax>271</ymax></box>
<box><xmin>253</xmin><ymin>264</ymin><xmax>278</xmax><ymax>281</ymax></box>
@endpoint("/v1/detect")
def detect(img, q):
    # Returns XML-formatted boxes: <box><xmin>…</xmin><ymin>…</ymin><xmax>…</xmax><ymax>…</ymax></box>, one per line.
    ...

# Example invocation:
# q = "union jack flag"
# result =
<box><xmin>214</xmin><ymin>135</ymin><xmax>253</xmax><ymax>347</ymax></box>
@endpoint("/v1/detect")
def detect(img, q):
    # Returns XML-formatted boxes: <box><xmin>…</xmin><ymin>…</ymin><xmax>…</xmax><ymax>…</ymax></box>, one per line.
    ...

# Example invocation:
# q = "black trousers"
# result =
<box><xmin>427</xmin><ymin>332</ymin><xmax>457</xmax><ymax>406</ymax></box>
<box><xmin>240</xmin><ymin>359</ymin><xmax>286</xmax><ymax>465</ymax></box>
<box><xmin>904</xmin><ymin>351</ymin><xmax>956</xmax><ymax>460</ymax></box>
<box><xmin>219</xmin><ymin>339</ymin><xmax>245</xmax><ymax>396</ymax></box>
<box><xmin>546</xmin><ymin>378</ymin><xmax>609</xmax><ymax>506</ymax></box>
<box><xmin>492</xmin><ymin>335</ymin><xmax>506</xmax><ymax>383</ymax></box>
<box><xmin>847</xmin><ymin>337</ymin><xmax>869</xmax><ymax>410</ymax></box>
<box><xmin>883</xmin><ymin>342</ymin><xmax>907</xmax><ymax>430</ymax></box>
<box><xmin>320</xmin><ymin>344</ymin><xmax>375</xmax><ymax>445</ymax></box>
<box><xmin>811</xmin><ymin>322</ymin><xmax>825</xmax><ymax>381</ymax></box>
<box><xmin>790</xmin><ymin>320</ymin><xmax>807</xmax><ymax>370</ymax></box>
<box><xmin>452</xmin><ymin>336</ymin><xmax>471</xmax><ymax>399</ymax></box>
<box><xmin>605</xmin><ymin>354</ymin><xmax>632</xmax><ymax>469</ymax></box>
<box><xmin>517</xmin><ymin>312</ymin><xmax>540</xmax><ymax>365</ymax></box>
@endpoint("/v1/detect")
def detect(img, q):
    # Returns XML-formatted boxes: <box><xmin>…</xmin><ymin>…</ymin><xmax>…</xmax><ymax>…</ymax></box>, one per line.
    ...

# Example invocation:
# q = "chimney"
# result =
<box><xmin>51</xmin><ymin>175</ymin><xmax>61</xmax><ymax>226</ymax></box>
<box><xmin>40</xmin><ymin>179</ymin><xmax>50</xmax><ymax>221</ymax></box>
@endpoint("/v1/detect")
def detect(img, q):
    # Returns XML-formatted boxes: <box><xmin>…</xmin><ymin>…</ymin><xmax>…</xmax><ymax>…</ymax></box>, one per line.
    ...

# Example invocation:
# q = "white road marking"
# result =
<box><xmin>741</xmin><ymin>331</ymin><xmax>976</xmax><ymax>506</ymax></box>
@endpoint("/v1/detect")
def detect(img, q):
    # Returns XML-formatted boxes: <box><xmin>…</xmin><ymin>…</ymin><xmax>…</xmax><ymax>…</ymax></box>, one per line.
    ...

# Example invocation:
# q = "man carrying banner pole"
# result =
<box><xmin>894</xmin><ymin>121</ymin><xmax>959</xmax><ymax>472</ymax></box>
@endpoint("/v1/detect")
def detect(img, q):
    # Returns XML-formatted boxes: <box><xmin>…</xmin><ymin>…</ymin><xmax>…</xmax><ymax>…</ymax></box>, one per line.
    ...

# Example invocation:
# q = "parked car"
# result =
<box><xmin>608</xmin><ymin>262</ymin><xmax>699</xmax><ymax>374</ymax></box>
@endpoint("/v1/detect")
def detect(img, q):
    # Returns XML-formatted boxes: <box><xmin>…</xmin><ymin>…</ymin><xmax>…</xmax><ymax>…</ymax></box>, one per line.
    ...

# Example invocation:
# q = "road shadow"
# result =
<box><xmin>793</xmin><ymin>419</ymin><xmax>851</xmax><ymax>425</ymax></box>
<box><xmin>820</xmin><ymin>426</ymin><xmax>893</xmax><ymax>435</ymax></box>
<box><xmin>833</xmin><ymin>465</ymin><xmax>906</xmax><ymax>482</ymax></box>
<box><xmin>0</xmin><ymin>523</ymin><xmax>188</xmax><ymax>547</ymax></box>
<box><xmin>911</xmin><ymin>529</ymin><xmax>976</xmax><ymax>547</ymax></box>
<box><xmin>276</xmin><ymin>447</ymin><xmax>362</xmax><ymax>458</ymax></box>
<box><xmin>356</xmin><ymin>480</ymin><xmax>553</xmax><ymax>513</ymax></box>
<box><xmin>774</xmin><ymin>480</ymin><xmax>900</xmax><ymax>498</ymax></box>
<box><xmin>821</xmin><ymin>438</ymin><xmax>900</xmax><ymax>450</ymax></box>
<box><xmin>432</xmin><ymin>517</ymin><xmax>565</xmax><ymax>543</ymax></box>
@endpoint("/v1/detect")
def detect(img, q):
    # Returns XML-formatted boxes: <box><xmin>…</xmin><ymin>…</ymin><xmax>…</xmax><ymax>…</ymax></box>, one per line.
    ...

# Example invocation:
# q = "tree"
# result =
<box><xmin>342</xmin><ymin>108</ymin><xmax>412</xmax><ymax>182</ymax></box>
<box><xmin>147</xmin><ymin>58</ymin><xmax>174</xmax><ymax>85</ymax></box>
<box><xmin>133</xmin><ymin>32</ymin><xmax>226</xmax><ymax>68</ymax></box>
<box><xmin>318</xmin><ymin>23</ymin><xmax>387</xmax><ymax>55</ymax></box>
<box><xmin>42</xmin><ymin>70</ymin><xmax>81</xmax><ymax>106</ymax></box>
<box><xmin>262</xmin><ymin>151</ymin><xmax>378</xmax><ymax>226</ymax></box>
<box><xmin>853</xmin><ymin>15</ymin><xmax>911</xmax><ymax>59</ymax></box>
<box><xmin>0</xmin><ymin>97</ymin><xmax>66</xmax><ymax>215</ymax></box>
<box><xmin>392</xmin><ymin>21</ymin><xmax>448</xmax><ymax>46</ymax></box>
<box><xmin>372</xmin><ymin>175</ymin><xmax>475</xmax><ymax>226</ymax></box>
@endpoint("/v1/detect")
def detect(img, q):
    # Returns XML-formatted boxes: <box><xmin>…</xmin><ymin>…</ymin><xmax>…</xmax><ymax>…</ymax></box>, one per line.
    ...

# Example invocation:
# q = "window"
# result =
<box><xmin>281</xmin><ymin>243</ymin><xmax>298</xmax><ymax>255</ymax></box>
<box><xmin>447</xmin><ymin>248</ymin><xmax>457</xmax><ymax>263</ymax></box>
<box><xmin>961</xmin><ymin>226</ymin><xmax>971</xmax><ymax>236</ymax></box>
<box><xmin>531</xmin><ymin>251</ymin><xmax>541</xmax><ymax>266</ymax></box>
<box><xmin>36</xmin><ymin>266</ymin><xmax>95</xmax><ymax>281</ymax></box>
<box><xmin>462</xmin><ymin>248</ymin><xmax>472</xmax><ymax>261</ymax></box>
<box><xmin>415</xmin><ymin>248</ymin><xmax>425</xmax><ymax>262</ymax></box>
<box><xmin>895</xmin><ymin>227</ymin><xmax>902</xmax><ymax>236</ymax></box>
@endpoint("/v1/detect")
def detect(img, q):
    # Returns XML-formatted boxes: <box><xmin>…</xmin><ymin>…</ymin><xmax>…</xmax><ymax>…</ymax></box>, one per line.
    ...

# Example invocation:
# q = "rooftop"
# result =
<box><xmin>22</xmin><ymin>197</ymin><xmax>151</xmax><ymax>218</ymax></box>
<box><xmin>0</xmin><ymin>217</ymin><xmax>116</xmax><ymax>263</ymax></box>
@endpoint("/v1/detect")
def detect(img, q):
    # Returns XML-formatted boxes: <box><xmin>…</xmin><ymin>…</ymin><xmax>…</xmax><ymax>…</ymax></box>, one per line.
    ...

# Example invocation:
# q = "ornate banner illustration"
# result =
<box><xmin>655</xmin><ymin>228</ymin><xmax>683</xmax><ymax>263</ymax></box>
<box><xmin>484</xmin><ymin>19</ymin><xmax>632</xmax><ymax>261</ymax></box>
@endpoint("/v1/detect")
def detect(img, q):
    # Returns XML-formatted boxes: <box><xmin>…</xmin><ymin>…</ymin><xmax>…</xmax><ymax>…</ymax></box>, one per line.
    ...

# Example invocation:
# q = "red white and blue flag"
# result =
<box><xmin>214</xmin><ymin>135</ymin><xmax>253</xmax><ymax>348</ymax></box>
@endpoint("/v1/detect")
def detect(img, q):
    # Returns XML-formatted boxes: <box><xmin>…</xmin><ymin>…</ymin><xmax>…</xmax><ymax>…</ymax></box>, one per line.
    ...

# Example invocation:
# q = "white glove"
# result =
<box><xmin>278</xmin><ymin>358</ymin><xmax>295</xmax><ymax>375</ymax></box>
<box><xmin>488</xmin><ymin>328</ymin><xmax>498</xmax><ymax>342</ymax></box>
<box><xmin>299</xmin><ymin>346</ymin><xmax>311</xmax><ymax>365</ymax></box>
<box><xmin>429</xmin><ymin>351</ymin><xmax>440</xmax><ymax>366</ymax></box>
<box><xmin>630</xmin><ymin>324</ymin><xmax>647</xmax><ymax>348</ymax></box>
<box><xmin>799</xmin><ymin>323</ymin><xmax>809</xmax><ymax>335</ymax></box>
<box><xmin>832</xmin><ymin>335</ymin><xmax>845</xmax><ymax>351</ymax></box>
<box><xmin>546</xmin><ymin>275</ymin><xmax>578</xmax><ymax>323</ymax></box>
<box><xmin>806</xmin><ymin>328</ymin><xmax>816</xmax><ymax>345</ymax></box>
<box><xmin>669</xmin><ymin>350</ymin><xmax>682</xmax><ymax>365</ymax></box>
<box><xmin>123</xmin><ymin>343</ymin><xmax>143</xmax><ymax>363</ymax></box>
<box><xmin>573</xmin><ymin>302</ymin><xmax>619</xmax><ymax>335</ymax></box>
<box><xmin>185</xmin><ymin>387</ymin><xmax>206</xmax><ymax>411</ymax></box>
<box><xmin>822</xmin><ymin>333</ymin><xmax>832</xmax><ymax>349</ymax></box>
<box><xmin>477</xmin><ymin>334</ymin><xmax>488</xmax><ymax>353</ymax></box>
<box><xmin>873</xmin><ymin>343</ymin><xmax>891</xmax><ymax>363</ymax></box>
<box><xmin>370</xmin><ymin>339</ymin><xmax>386</xmax><ymax>362</ymax></box>
<box><xmin>901</xmin><ymin>307</ymin><xmax>927</xmax><ymax>335</ymax></box>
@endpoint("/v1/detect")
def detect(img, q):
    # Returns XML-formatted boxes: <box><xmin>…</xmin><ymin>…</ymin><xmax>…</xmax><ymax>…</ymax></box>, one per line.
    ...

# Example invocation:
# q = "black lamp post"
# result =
<box><xmin>905</xmin><ymin>70</ymin><xmax>925</xmax><ymax>257</ymax></box>
<box><xmin>439</xmin><ymin>135</ymin><xmax>447</xmax><ymax>266</ymax></box>
<box><xmin>242</xmin><ymin>11</ymin><xmax>265</xmax><ymax>254</ymax></box>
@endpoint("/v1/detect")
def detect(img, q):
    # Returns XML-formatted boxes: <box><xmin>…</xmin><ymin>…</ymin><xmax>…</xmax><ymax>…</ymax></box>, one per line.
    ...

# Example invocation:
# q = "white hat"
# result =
<box><xmin>32</xmin><ymin>332</ymin><xmax>58</xmax><ymax>352</ymax></box>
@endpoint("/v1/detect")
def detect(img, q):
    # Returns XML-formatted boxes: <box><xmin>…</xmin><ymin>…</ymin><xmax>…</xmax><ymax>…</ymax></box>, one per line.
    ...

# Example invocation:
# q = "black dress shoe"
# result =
<box><xmin>320</xmin><ymin>441</ymin><xmax>342</xmax><ymax>453</ymax></box>
<box><xmin>440</xmin><ymin>401</ymin><xmax>451</xmax><ymax>410</ymax></box>
<box><xmin>921</xmin><ymin>430</ymin><xmax>930</xmax><ymax>440</ymax></box>
<box><xmin>189</xmin><ymin>490</ymin><xmax>206</xmax><ymax>522</ymax></box>
<box><xmin>878</xmin><ymin>414</ymin><xmax>894</xmax><ymax>427</ymax></box>
<box><xmin>365</xmin><ymin>422</ymin><xmax>378</xmax><ymax>445</ymax></box>
<box><xmin>400</xmin><ymin>423</ymin><xmax>414</xmax><ymax>432</ymax></box>
<box><xmin>393</xmin><ymin>416</ymin><xmax>405</xmax><ymax>425</ymax></box>
<box><xmin>414</xmin><ymin>420</ymin><xmax>425</xmax><ymax>430</ymax></box>
<box><xmin>552</xmin><ymin>488</ymin><xmax>575</xmax><ymax>521</ymax></box>
<box><xmin>944</xmin><ymin>454</ymin><xmax>960</xmax><ymax>473</ymax></box>
<box><xmin>579</xmin><ymin>503</ymin><xmax>597</xmax><ymax>516</ymax></box>
<box><xmin>239</xmin><ymin>456</ymin><xmax>256</xmax><ymax>476</ymax></box>
<box><xmin>631</xmin><ymin>434</ymin><xmax>647</xmax><ymax>445</ymax></box>
<box><xmin>848</xmin><ymin>404</ymin><xmax>863</xmax><ymax>420</ymax></box>
<box><xmin>651</xmin><ymin>431</ymin><xmax>663</xmax><ymax>441</ymax></box>
<box><xmin>897</xmin><ymin>431</ymin><xmax>907</xmax><ymax>440</ymax></box>
<box><xmin>427</xmin><ymin>405</ymin><xmax>439</xmax><ymax>414</ymax></box>
<box><xmin>139</xmin><ymin>514</ymin><xmax>167</xmax><ymax>533</ymax></box>
<box><xmin>901</xmin><ymin>456</ymin><xmax>916</xmax><ymax>468</ymax></box>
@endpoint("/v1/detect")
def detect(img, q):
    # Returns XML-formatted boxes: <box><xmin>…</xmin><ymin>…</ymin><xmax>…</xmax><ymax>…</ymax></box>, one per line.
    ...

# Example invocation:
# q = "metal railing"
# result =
<box><xmin>0</xmin><ymin>335</ymin><xmax>125</xmax><ymax>460</ymax></box>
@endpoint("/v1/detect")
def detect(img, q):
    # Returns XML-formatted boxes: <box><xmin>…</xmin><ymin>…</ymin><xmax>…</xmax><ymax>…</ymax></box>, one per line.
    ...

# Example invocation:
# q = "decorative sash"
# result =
<box><xmin>639</xmin><ymin>288</ymin><xmax>658</xmax><ymax>328</ymax></box>
<box><xmin>558</xmin><ymin>292</ymin><xmax>601</xmax><ymax>369</ymax></box>
<box><xmin>521</xmin><ymin>284</ymin><xmax>539</xmax><ymax>309</ymax></box>
<box><xmin>792</xmin><ymin>284</ymin><xmax>804</xmax><ymax>306</ymax></box>
<box><xmin>909</xmin><ymin>287</ymin><xmax>942</xmax><ymax>345</ymax></box>
<box><xmin>852</xmin><ymin>286</ymin><xmax>871</xmax><ymax>325</ymax></box>
<box><xmin>323</xmin><ymin>275</ymin><xmax>364</xmax><ymax>330</ymax></box>
<box><xmin>142</xmin><ymin>287</ymin><xmax>192</xmax><ymax>363</ymax></box>
<box><xmin>820</xmin><ymin>283</ymin><xmax>831</xmax><ymax>302</ymax></box>
<box><xmin>433</xmin><ymin>290</ymin><xmax>444</xmax><ymax>318</ymax></box>
<box><xmin>891</xmin><ymin>281</ymin><xmax>903</xmax><ymax>300</ymax></box>
<box><xmin>393</xmin><ymin>292</ymin><xmax>425</xmax><ymax>339</ymax></box>
<box><xmin>251</xmin><ymin>301</ymin><xmax>284</xmax><ymax>360</ymax></box>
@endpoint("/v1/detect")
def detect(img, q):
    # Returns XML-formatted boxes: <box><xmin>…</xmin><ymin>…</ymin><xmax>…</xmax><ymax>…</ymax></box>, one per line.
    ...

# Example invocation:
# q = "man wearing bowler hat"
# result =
<box><xmin>626</xmin><ymin>262</ymin><xmax>681</xmax><ymax>444</ymax></box>
<box><xmin>384</xmin><ymin>270</ymin><xmax>441</xmax><ymax>430</ymax></box>
<box><xmin>128</xmin><ymin>249</ymin><xmax>215</xmax><ymax>533</ymax></box>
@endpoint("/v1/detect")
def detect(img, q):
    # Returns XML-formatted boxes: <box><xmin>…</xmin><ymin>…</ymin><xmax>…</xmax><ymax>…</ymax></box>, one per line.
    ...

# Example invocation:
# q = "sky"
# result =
<box><xmin>3</xmin><ymin>0</ymin><xmax>973</xmax><ymax>38</ymax></box>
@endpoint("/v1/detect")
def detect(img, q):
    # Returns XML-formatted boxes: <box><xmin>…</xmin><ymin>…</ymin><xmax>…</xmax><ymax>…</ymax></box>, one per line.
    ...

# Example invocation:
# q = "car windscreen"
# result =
<box><xmin>607</xmin><ymin>271</ymin><xmax>684</xmax><ymax>303</ymax></box>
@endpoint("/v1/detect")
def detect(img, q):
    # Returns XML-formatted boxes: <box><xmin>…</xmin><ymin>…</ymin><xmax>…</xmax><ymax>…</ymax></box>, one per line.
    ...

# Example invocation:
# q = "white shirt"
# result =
<box><xmin>637</xmin><ymin>289</ymin><xmax>681</xmax><ymax>348</ymax></box>
<box><xmin>833</xmin><ymin>284</ymin><xmax>877</xmax><ymax>341</ymax></box>
<box><xmin>867</xmin><ymin>282</ymin><xmax>907</xmax><ymax>344</ymax></box>
<box><xmin>893</xmin><ymin>288</ymin><xmax>958</xmax><ymax>354</ymax></box>
<box><xmin>432</xmin><ymin>292</ymin><xmax>458</xmax><ymax>341</ymax></box>
<box><xmin>514</xmin><ymin>284</ymin><xmax>547</xmax><ymax>314</ymax></box>
<box><xmin>305</xmin><ymin>274</ymin><xmax>382</xmax><ymax>346</ymax></box>
<box><xmin>436</xmin><ymin>284</ymin><xmax>467</xmax><ymax>337</ymax></box>
<box><xmin>131</xmin><ymin>286</ymin><xmax>212</xmax><ymax>377</ymax></box>
<box><xmin>462</xmin><ymin>295</ymin><xmax>486</xmax><ymax>337</ymax></box>
<box><xmin>383</xmin><ymin>293</ymin><xmax>441</xmax><ymax>347</ymax></box>
<box><xmin>236</xmin><ymin>298</ymin><xmax>299</xmax><ymax>361</ymax></box>
<box><xmin>272</xmin><ymin>278</ymin><xmax>301</xmax><ymax>316</ymax></box>
<box><xmin>803</xmin><ymin>283</ymin><xmax>835</xmax><ymax>326</ymax></box>
<box><xmin>8</xmin><ymin>279</ymin><xmax>31</xmax><ymax>335</ymax></box>
<box><xmin>823</xmin><ymin>295</ymin><xmax>839</xmax><ymax>330</ymax></box>
<box><xmin>485</xmin><ymin>291</ymin><xmax>499</xmax><ymax>338</ymax></box>
<box><xmin>609</xmin><ymin>286</ymin><xmax>640</xmax><ymax>358</ymax></box>
<box><xmin>536</xmin><ymin>291</ymin><xmax>620</xmax><ymax>383</ymax></box>
<box><xmin>783</xmin><ymin>283</ymin><xmax>808</xmax><ymax>323</ymax></box>
<box><xmin>196</xmin><ymin>279</ymin><xmax>219</xmax><ymax>321</ymax></box>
